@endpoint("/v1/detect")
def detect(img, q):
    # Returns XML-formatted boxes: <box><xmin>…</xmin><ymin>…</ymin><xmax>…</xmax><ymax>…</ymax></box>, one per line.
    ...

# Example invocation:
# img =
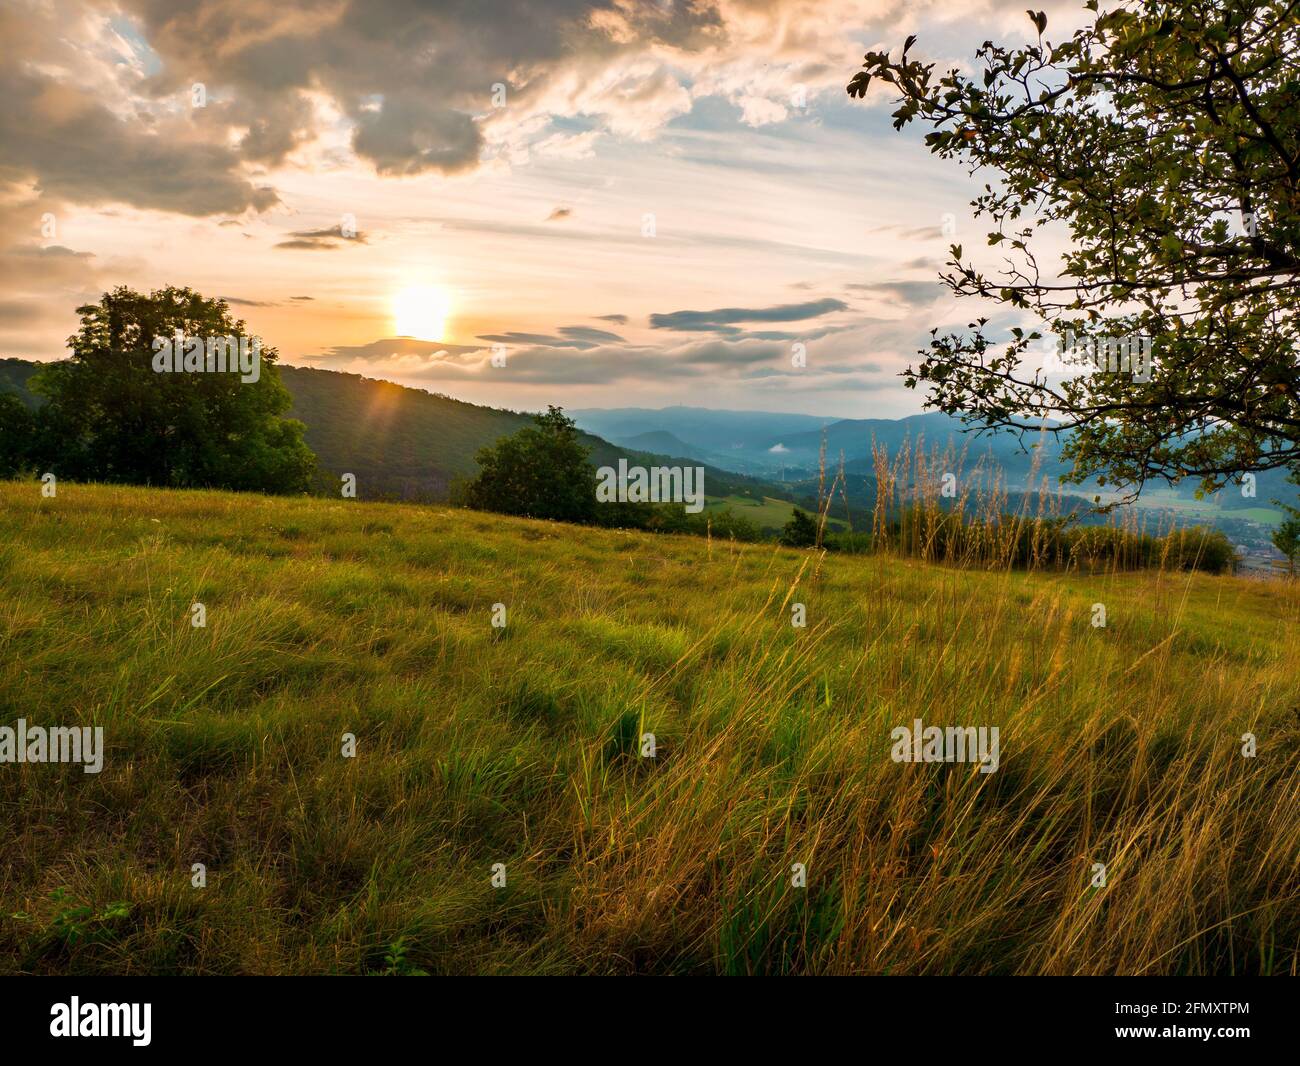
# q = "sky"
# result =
<box><xmin>0</xmin><ymin>0</ymin><xmax>1089</xmax><ymax>418</ymax></box>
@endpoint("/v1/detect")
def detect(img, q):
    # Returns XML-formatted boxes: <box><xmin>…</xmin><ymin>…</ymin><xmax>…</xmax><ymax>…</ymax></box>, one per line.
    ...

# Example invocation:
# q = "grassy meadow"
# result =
<box><xmin>1</xmin><ymin>480</ymin><xmax>1297</xmax><ymax>975</ymax></box>
<box><xmin>705</xmin><ymin>493</ymin><xmax>848</xmax><ymax>535</ymax></box>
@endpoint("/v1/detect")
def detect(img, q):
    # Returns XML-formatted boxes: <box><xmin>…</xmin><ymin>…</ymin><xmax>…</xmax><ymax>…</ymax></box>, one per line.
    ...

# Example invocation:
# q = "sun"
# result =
<box><xmin>392</xmin><ymin>285</ymin><xmax>452</xmax><ymax>340</ymax></box>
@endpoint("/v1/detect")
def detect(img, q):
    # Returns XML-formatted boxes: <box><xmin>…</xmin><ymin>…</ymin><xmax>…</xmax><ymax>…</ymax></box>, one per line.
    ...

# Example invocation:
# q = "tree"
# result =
<box><xmin>1272</xmin><ymin>516</ymin><xmax>1300</xmax><ymax>574</ymax></box>
<box><xmin>780</xmin><ymin>508</ymin><xmax>819</xmax><ymax>548</ymax></box>
<box><xmin>0</xmin><ymin>393</ymin><xmax>36</xmax><ymax>478</ymax></box>
<box><xmin>464</xmin><ymin>406</ymin><xmax>597</xmax><ymax>523</ymax></box>
<box><xmin>848</xmin><ymin>1</ymin><xmax>1300</xmax><ymax>503</ymax></box>
<box><xmin>31</xmin><ymin>286</ymin><xmax>315</xmax><ymax>493</ymax></box>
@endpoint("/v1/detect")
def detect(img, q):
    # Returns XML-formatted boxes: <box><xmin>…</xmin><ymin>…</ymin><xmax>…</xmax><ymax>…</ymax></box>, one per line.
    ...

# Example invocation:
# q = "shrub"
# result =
<box><xmin>779</xmin><ymin>508</ymin><xmax>819</xmax><ymax>548</ymax></box>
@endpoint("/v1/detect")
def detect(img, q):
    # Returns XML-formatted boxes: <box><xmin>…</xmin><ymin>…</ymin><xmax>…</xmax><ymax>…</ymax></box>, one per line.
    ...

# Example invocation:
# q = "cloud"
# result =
<box><xmin>0</xmin><ymin>4</ymin><xmax>278</xmax><ymax>218</ymax></box>
<box><xmin>313</xmin><ymin>337</ymin><xmax>485</xmax><ymax>365</ymax></box>
<box><xmin>845</xmin><ymin>281</ymin><xmax>942</xmax><ymax>308</ymax></box>
<box><xmin>546</xmin><ymin>207</ymin><xmax>573</xmax><ymax>222</ymax></box>
<box><xmin>0</xmin><ymin>299</ymin><xmax>48</xmax><ymax>326</ymax></box>
<box><xmin>897</xmin><ymin>225</ymin><xmax>945</xmax><ymax>240</ymax></box>
<box><xmin>559</xmin><ymin>325</ymin><xmax>624</xmax><ymax>344</ymax></box>
<box><xmin>595</xmin><ymin>314</ymin><xmax>629</xmax><ymax>325</ymax></box>
<box><xmin>650</xmin><ymin>298</ymin><xmax>849</xmax><ymax>333</ymax></box>
<box><xmin>94</xmin><ymin>0</ymin><xmax>924</xmax><ymax>189</ymax></box>
<box><xmin>274</xmin><ymin>224</ymin><xmax>368</xmax><ymax>251</ymax></box>
<box><xmin>0</xmin><ymin>194</ymin><xmax>109</xmax><ymax>358</ymax></box>
<box><xmin>0</xmin><ymin>0</ymin><xmax>1011</xmax><ymax>238</ymax></box>
<box><xmin>310</xmin><ymin>322</ymin><xmax>893</xmax><ymax>394</ymax></box>
<box><xmin>533</xmin><ymin>129</ymin><xmax>602</xmax><ymax>160</ymax></box>
<box><xmin>477</xmin><ymin>330</ymin><xmax>613</xmax><ymax>351</ymax></box>
<box><xmin>352</xmin><ymin>94</ymin><xmax>484</xmax><ymax>176</ymax></box>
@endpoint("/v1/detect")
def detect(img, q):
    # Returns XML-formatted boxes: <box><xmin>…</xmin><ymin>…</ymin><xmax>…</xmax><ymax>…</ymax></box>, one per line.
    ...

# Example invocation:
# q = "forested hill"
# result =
<box><xmin>0</xmin><ymin>358</ymin><xmax>777</xmax><ymax>503</ymax></box>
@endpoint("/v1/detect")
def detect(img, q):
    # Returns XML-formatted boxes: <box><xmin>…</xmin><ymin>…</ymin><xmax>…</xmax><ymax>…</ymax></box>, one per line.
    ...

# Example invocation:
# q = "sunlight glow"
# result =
<box><xmin>393</xmin><ymin>285</ymin><xmax>452</xmax><ymax>340</ymax></box>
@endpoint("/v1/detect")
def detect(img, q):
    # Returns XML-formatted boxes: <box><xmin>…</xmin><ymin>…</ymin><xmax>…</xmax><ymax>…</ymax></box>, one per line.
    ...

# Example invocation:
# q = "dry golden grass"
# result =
<box><xmin>0</xmin><ymin>480</ymin><xmax>1296</xmax><ymax>974</ymax></box>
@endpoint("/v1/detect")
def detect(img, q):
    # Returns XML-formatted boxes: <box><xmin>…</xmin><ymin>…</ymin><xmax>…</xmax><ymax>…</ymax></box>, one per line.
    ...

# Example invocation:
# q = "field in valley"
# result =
<box><xmin>1</xmin><ymin>481</ymin><xmax>1297</xmax><ymax>975</ymax></box>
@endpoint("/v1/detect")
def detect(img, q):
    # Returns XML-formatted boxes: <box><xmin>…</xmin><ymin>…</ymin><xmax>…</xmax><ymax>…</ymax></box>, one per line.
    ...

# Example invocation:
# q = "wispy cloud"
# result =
<box><xmin>274</xmin><ymin>226</ymin><xmax>369</xmax><ymax>251</ymax></box>
<box><xmin>650</xmin><ymin>298</ymin><xmax>849</xmax><ymax>334</ymax></box>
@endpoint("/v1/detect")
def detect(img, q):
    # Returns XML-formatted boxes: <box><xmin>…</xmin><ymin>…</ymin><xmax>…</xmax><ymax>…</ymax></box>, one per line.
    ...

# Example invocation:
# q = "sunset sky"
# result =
<box><xmin>1</xmin><ymin>0</ymin><xmax>1085</xmax><ymax>417</ymax></box>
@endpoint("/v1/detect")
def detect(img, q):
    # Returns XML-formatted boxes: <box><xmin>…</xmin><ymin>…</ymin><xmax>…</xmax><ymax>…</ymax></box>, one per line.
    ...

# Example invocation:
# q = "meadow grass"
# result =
<box><xmin>705</xmin><ymin>493</ymin><xmax>846</xmax><ymax>533</ymax></box>
<box><xmin>0</xmin><ymin>480</ymin><xmax>1297</xmax><ymax>974</ymax></box>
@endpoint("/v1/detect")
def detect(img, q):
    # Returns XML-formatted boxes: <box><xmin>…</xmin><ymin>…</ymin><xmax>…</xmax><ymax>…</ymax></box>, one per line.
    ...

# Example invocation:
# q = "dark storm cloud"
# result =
<box><xmin>352</xmin><ymin>95</ymin><xmax>484</xmax><ymax>176</ymax></box>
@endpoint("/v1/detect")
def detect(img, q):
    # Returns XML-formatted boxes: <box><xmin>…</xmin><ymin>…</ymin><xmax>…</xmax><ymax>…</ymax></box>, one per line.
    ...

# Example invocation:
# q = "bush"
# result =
<box><xmin>464</xmin><ymin>406</ymin><xmax>597</xmax><ymax>523</ymax></box>
<box><xmin>779</xmin><ymin>508</ymin><xmax>818</xmax><ymax>548</ymax></box>
<box><xmin>824</xmin><ymin>530</ymin><xmax>874</xmax><ymax>554</ymax></box>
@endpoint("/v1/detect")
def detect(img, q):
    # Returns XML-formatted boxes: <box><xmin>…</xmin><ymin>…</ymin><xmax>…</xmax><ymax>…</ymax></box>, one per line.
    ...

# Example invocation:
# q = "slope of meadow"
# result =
<box><xmin>0</xmin><ymin>481</ymin><xmax>1296</xmax><ymax>975</ymax></box>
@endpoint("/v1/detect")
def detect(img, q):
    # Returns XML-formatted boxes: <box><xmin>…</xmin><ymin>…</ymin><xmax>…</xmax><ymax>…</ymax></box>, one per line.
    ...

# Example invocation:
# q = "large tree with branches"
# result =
<box><xmin>848</xmin><ymin>0</ymin><xmax>1300</xmax><ymax>502</ymax></box>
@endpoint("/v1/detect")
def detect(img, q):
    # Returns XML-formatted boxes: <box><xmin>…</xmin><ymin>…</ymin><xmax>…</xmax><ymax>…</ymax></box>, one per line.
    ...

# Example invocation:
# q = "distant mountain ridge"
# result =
<box><xmin>574</xmin><ymin>405</ymin><xmax>1073</xmax><ymax>486</ymax></box>
<box><xmin>3</xmin><ymin>360</ymin><xmax>1293</xmax><ymax>533</ymax></box>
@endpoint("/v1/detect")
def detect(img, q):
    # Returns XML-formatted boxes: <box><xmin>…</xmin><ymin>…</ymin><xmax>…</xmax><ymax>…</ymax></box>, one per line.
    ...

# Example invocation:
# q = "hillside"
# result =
<box><xmin>277</xmin><ymin>365</ymin><xmax>539</xmax><ymax>497</ymax></box>
<box><xmin>0</xmin><ymin>359</ymin><xmax>783</xmax><ymax>505</ymax></box>
<box><xmin>6</xmin><ymin>359</ymin><xmax>1293</xmax><ymax>545</ymax></box>
<box><xmin>572</xmin><ymin>406</ymin><xmax>829</xmax><ymax>453</ymax></box>
<box><xmin>608</xmin><ymin>429</ymin><xmax>700</xmax><ymax>455</ymax></box>
<box><xmin>1</xmin><ymin>481</ymin><xmax>1295</xmax><ymax>975</ymax></box>
<box><xmin>0</xmin><ymin>358</ymin><xmax>42</xmax><ymax>407</ymax></box>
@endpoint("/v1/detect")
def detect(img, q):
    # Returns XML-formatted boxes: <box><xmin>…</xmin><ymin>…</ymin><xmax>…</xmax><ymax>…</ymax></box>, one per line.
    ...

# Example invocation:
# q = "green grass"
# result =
<box><xmin>1</xmin><ymin>481</ymin><xmax>1297</xmax><ymax>975</ymax></box>
<box><xmin>706</xmin><ymin>493</ymin><xmax>846</xmax><ymax>532</ymax></box>
<box><xmin>1096</xmin><ymin>487</ymin><xmax>1282</xmax><ymax>526</ymax></box>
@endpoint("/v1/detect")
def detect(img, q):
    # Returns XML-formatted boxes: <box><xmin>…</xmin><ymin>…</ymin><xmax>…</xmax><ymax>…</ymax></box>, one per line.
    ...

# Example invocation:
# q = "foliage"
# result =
<box><xmin>1272</xmin><ymin>516</ymin><xmax>1300</xmax><ymax>573</ymax></box>
<box><xmin>779</xmin><ymin>508</ymin><xmax>819</xmax><ymax>547</ymax></box>
<box><xmin>278</xmin><ymin>365</ymin><xmax>540</xmax><ymax>500</ymax></box>
<box><xmin>464</xmin><ymin>405</ymin><xmax>598</xmax><ymax>523</ymax></box>
<box><xmin>377</xmin><ymin>937</ymin><xmax>428</xmax><ymax>976</ymax></box>
<box><xmin>10</xmin><ymin>889</ymin><xmax>133</xmax><ymax>958</ymax></box>
<box><xmin>849</xmin><ymin>2</ymin><xmax>1300</xmax><ymax>499</ymax></box>
<box><xmin>593</xmin><ymin>500</ymin><xmax>763</xmax><ymax>542</ymax></box>
<box><xmin>0</xmin><ymin>393</ymin><xmax>35</xmax><ymax>477</ymax></box>
<box><xmin>28</xmin><ymin>287</ymin><xmax>315</xmax><ymax>493</ymax></box>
